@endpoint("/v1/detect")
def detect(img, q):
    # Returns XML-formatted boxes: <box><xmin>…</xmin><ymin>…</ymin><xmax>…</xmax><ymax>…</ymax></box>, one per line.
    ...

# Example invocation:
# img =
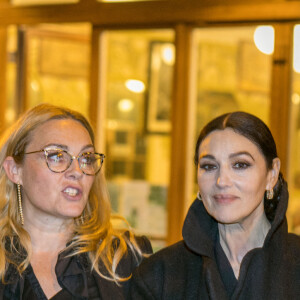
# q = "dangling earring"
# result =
<box><xmin>17</xmin><ymin>183</ymin><xmax>24</xmax><ymax>225</ymax></box>
<box><xmin>266</xmin><ymin>188</ymin><xmax>274</xmax><ymax>200</ymax></box>
<box><xmin>80</xmin><ymin>215</ymin><xmax>84</xmax><ymax>224</ymax></box>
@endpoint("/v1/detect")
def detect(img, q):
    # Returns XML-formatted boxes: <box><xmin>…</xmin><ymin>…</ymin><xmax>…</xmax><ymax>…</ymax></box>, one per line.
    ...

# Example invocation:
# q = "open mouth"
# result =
<box><xmin>63</xmin><ymin>187</ymin><xmax>80</xmax><ymax>196</ymax></box>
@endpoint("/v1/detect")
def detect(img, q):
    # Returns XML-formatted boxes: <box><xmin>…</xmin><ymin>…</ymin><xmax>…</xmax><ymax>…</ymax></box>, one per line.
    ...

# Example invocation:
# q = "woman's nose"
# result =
<box><xmin>216</xmin><ymin>167</ymin><xmax>232</xmax><ymax>187</ymax></box>
<box><xmin>65</xmin><ymin>158</ymin><xmax>83</xmax><ymax>179</ymax></box>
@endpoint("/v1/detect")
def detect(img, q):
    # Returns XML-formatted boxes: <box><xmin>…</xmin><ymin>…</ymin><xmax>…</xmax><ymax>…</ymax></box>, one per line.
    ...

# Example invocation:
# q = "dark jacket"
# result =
<box><xmin>130</xmin><ymin>183</ymin><xmax>300</xmax><ymax>299</ymax></box>
<box><xmin>0</xmin><ymin>235</ymin><xmax>152</xmax><ymax>300</ymax></box>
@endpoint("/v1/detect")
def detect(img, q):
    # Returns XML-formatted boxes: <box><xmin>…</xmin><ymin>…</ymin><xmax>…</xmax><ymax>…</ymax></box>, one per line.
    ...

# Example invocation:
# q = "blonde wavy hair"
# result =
<box><xmin>0</xmin><ymin>103</ymin><xmax>143</xmax><ymax>283</ymax></box>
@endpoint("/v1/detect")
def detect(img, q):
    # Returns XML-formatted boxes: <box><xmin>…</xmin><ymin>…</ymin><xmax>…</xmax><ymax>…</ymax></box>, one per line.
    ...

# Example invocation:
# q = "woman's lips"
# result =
<box><xmin>213</xmin><ymin>194</ymin><xmax>238</xmax><ymax>204</ymax></box>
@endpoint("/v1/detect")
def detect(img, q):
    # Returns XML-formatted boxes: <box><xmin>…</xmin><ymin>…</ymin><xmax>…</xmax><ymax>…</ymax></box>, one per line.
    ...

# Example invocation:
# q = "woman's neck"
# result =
<box><xmin>24</xmin><ymin>215</ymin><xmax>73</xmax><ymax>254</ymax></box>
<box><xmin>24</xmin><ymin>218</ymin><xmax>73</xmax><ymax>299</ymax></box>
<box><xmin>218</xmin><ymin>212</ymin><xmax>271</xmax><ymax>279</ymax></box>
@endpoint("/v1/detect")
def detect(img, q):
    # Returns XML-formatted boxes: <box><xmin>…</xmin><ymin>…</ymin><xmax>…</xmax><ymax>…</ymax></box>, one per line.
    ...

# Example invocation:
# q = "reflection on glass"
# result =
<box><xmin>161</xmin><ymin>44</ymin><xmax>175</xmax><ymax>65</ymax></box>
<box><xmin>288</xmin><ymin>24</ymin><xmax>300</xmax><ymax>235</ymax></box>
<box><xmin>103</xmin><ymin>30</ymin><xmax>174</xmax><ymax>248</ymax></box>
<box><xmin>193</xmin><ymin>26</ymin><xmax>272</xmax><ymax>199</ymax></box>
<box><xmin>147</xmin><ymin>42</ymin><xmax>174</xmax><ymax>133</ymax></box>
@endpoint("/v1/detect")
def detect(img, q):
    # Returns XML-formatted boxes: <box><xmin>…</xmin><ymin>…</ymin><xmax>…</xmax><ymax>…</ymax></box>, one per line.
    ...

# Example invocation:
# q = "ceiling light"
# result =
<box><xmin>125</xmin><ymin>79</ymin><xmax>145</xmax><ymax>93</ymax></box>
<box><xmin>254</xmin><ymin>26</ymin><xmax>274</xmax><ymax>55</ymax></box>
<box><xmin>118</xmin><ymin>98</ymin><xmax>134</xmax><ymax>112</ymax></box>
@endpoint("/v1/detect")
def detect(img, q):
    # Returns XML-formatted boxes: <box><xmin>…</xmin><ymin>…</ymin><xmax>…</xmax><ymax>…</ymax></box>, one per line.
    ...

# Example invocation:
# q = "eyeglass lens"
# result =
<box><xmin>45</xmin><ymin>149</ymin><xmax>103</xmax><ymax>175</ymax></box>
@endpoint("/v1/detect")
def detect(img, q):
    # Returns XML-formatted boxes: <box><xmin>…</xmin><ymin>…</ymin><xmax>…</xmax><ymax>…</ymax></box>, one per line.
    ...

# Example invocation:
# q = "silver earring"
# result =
<box><xmin>17</xmin><ymin>183</ymin><xmax>24</xmax><ymax>225</ymax></box>
<box><xmin>266</xmin><ymin>189</ymin><xmax>274</xmax><ymax>200</ymax></box>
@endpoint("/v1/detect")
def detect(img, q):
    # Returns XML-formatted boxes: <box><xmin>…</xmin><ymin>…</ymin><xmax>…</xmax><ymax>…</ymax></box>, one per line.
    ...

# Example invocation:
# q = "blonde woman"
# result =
<box><xmin>0</xmin><ymin>104</ymin><xmax>152</xmax><ymax>300</ymax></box>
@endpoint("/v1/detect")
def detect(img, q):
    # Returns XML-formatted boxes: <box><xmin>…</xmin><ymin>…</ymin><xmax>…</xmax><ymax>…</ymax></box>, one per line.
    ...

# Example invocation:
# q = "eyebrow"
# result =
<box><xmin>199</xmin><ymin>151</ymin><xmax>255</xmax><ymax>161</ymax></box>
<box><xmin>229</xmin><ymin>151</ymin><xmax>255</xmax><ymax>161</ymax></box>
<box><xmin>199</xmin><ymin>154</ymin><xmax>215</xmax><ymax>160</ymax></box>
<box><xmin>43</xmin><ymin>143</ymin><xmax>95</xmax><ymax>152</ymax></box>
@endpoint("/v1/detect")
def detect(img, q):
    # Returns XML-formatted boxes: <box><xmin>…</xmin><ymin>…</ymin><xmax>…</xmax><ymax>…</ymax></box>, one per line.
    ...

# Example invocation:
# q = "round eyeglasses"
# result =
<box><xmin>23</xmin><ymin>148</ymin><xmax>105</xmax><ymax>176</ymax></box>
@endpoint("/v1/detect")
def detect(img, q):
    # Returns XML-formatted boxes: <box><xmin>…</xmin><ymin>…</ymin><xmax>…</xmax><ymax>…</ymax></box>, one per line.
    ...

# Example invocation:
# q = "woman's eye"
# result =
<box><xmin>47</xmin><ymin>152</ymin><xmax>65</xmax><ymax>163</ymax></box>
<box><xmin>199</xmin><ymin>164</ymin><xmax>217</xmax><ymax>171</ymax></box>
<box><xmin>81</xmin><ymin>154</ymin><xmax>95</xmax><ymax>165</ymax></box>
<box><xmin>233</xmin><ymin>162</ymin><xmax>250</xmax><ymax>169</ymax></box>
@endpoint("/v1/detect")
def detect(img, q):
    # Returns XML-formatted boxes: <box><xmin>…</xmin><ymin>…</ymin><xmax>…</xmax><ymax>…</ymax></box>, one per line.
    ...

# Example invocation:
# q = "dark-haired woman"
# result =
<box><xmin>130</xmin><ymin>112</ymin><xmax>300</xmax><ymax>300</ymax></box>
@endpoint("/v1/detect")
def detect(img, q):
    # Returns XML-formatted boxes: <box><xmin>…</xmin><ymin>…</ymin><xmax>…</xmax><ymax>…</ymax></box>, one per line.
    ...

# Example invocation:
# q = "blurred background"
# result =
<box><xmin>1</xmin><ymin>0</ymin><xmax>300</xmax><ymax>250</ymax></box>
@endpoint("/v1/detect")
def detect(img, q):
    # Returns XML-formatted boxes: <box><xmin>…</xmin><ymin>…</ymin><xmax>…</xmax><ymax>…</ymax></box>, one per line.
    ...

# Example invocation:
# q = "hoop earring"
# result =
<box><xmin>266</xmin><ymin>189</ymin><xmax>274</xmax><ymax>200</ymax></box>
<box><xmin>197</xmin><ymin>192</ymin><xmax>202</xmax><ymax>201</ymax></box>
<box><xmin>17</xmin><ymin>184</ymin><xmax>24</xmax><ymax>225</ymax></box>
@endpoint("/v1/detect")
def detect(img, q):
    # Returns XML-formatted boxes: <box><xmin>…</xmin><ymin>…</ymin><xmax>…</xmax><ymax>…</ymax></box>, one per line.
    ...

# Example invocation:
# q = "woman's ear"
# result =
<box><xmin>3</xmin><ymin>156</ymin><xmax>23</xmax><ymax>185</ymax></box>
<box><xmin>266</xmin><ymin>157</ymin><xmax>281</xmax><ymax>190</ymax></box>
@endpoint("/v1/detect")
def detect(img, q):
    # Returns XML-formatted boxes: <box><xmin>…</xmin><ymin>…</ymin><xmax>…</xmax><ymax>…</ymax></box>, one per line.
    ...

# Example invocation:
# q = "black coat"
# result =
<box><xmin>129</xmin><ymin>183</ymin><xmax>300</xmax><ymax>299</ymax></box>
<box><xmin>0</xmin><ymin>235</ymin><xmax>152</xmax><ymax>300</ymax></box>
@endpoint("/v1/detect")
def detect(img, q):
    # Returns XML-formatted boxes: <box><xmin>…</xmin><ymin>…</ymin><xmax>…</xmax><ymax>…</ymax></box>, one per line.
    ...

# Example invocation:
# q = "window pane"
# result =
<box><xmin>193</xmin><ymin>26</ymin><xmax>273</xmax><ymax>198</ymax></box>
<box><xmin>288</xmin><ymin>24</ymin><xmax>300</xmax><ymax>234</ymax></box>
<box><xmin>102</xmin><ymin>29</ymin><xmax>174</xmax><ymax>249</ymax></box>
<box><xmin>25</xmin><ymin>24</ymin><xmax>90</xmax><ymax>118</ymax></box>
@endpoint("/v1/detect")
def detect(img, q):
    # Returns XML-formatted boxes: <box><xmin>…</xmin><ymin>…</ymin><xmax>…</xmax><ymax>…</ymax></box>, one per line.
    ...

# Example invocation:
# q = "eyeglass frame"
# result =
<box><xmin>23</xmin><ymin>148</ymin><xmax>105</xmax><ymax>176</ymax></box>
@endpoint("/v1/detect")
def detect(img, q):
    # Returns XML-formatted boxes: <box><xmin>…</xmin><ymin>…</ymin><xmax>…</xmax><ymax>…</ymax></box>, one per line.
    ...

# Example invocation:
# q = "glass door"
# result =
<box><xmin>99</xmin><ymin>29</ymin><xmax>174</xmax><ymax>249</ymax></box>
<box><xmin>192</xmin><ymin>26</ymin><xmax>274</xmax><ymax>200</ymax></box>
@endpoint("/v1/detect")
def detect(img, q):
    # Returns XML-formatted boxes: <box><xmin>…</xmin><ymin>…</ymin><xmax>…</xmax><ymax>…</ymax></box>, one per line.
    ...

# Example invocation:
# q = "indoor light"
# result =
<box><xmin>161</xmin><ymin>44</ymin><xmax>175</xmax><ymax>65</ymax></box>
<box><xmin>118</xmin><ymin>98</ymin><xmax>134</xmax><ymax>112</ymax></box>
<box><xmin>254</xmin><ymin>26</ymin><xmax>274</xmax><ymax>55</ymax></box>
<box><xmin>125</xmin><ymin>79</ymin><xmax>145</xmax><ymax>93</ymax></box>
<box><xmin>292</xmin><ymin>93</ymin><xmax>300</xmax><ymax>105</ymax></box>
<box><xmin>293</xmin><ymin>25</ymin><xmax>300</xmax><ymax>73</ymax></box>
